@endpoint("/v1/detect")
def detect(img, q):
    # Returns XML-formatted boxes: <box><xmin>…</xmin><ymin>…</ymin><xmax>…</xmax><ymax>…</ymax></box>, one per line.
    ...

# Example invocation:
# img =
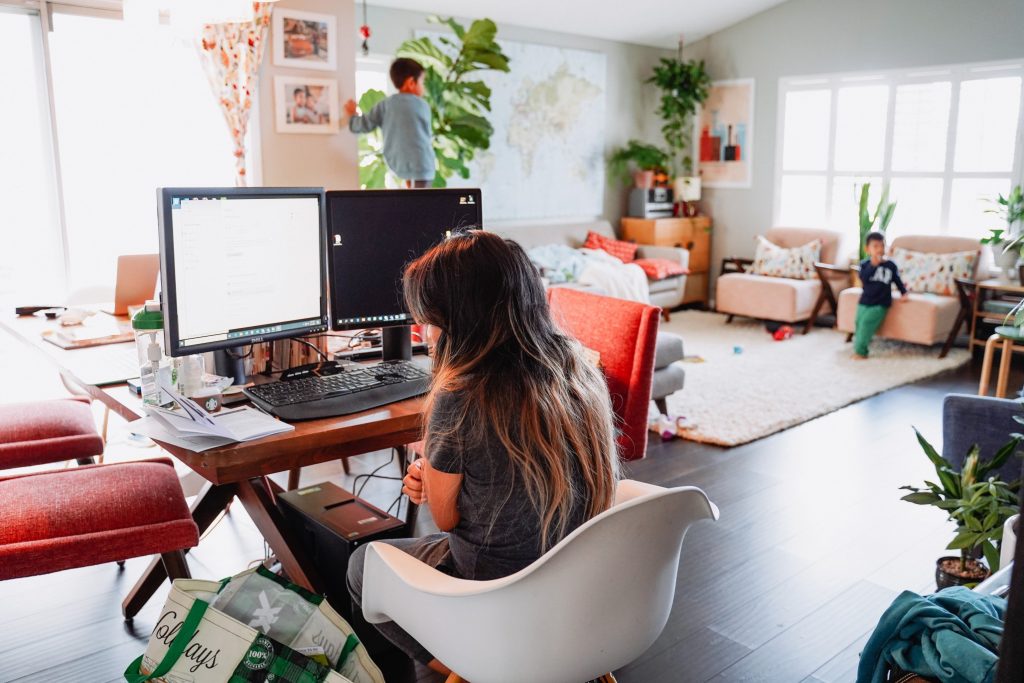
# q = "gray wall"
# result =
<box><xmin>361</xmin><ymin>6</ymin><xmax>670</xmax><ymax>226</ymax></box>
<box><xmin>683</xmin><ymin>0</ymin><xmax>1024</xmax><ymax>291</ymax></box>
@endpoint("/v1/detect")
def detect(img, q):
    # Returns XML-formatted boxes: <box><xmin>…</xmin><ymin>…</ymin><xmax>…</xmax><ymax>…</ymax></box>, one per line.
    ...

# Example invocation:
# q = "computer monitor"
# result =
<box><xmin>157</xmin><ymin>187</ymin><xmax>328</xmax><ymax>358</ymax></box>
<box><xmin>325</xmin><ymin>188</ymin><xmax>482</xmax><ymax>335</ymax></box>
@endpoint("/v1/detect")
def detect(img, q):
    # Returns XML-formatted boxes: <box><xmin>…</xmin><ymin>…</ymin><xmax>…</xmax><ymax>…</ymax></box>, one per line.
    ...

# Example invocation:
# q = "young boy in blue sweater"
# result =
<box><xmin>854</xmin><ymin>231</ymin><xmax>909</xmax><ymax>359</ymax></box>
<box><xmin>344</xmin><ymin>58</ymin><xmax>435</xmax><ymax>188</ymax></box>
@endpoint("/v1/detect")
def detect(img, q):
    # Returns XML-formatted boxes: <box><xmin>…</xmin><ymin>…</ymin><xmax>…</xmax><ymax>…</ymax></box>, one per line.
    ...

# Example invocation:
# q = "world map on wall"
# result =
<box><xmin>419</xmin><ymin>32</ymin><xmax>607</xmax><ymax>221</ymax></box>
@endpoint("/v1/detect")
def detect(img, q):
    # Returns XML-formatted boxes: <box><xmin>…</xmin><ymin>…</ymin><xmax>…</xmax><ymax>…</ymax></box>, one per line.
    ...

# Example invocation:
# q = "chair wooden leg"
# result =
<box><xmin>979</xmin><ymin>334</ymin><xmax>999</xmax><ymax>396</ymax></box>
<box><xmin>661</xmin><ymin>308</ymin><xmax>670</xmax><ymax>323</ymax></box>
<box><xmin>287</xmin><ymin>468</ymin><xmax>301</xmax><ymax>490</ymax></box>
<box><xmin>996</xmin><ymin>338</ymin><xmax>1013</xmax><ymax>399</ymax></box>
<box><xmin>725</xmin><ymin>314</ymin><xmax>734</xmax><ymax>324</ymax></box>
<box><xmin>940</xmin><ymin>308</ymin><xmax>969</xmax><ymax>359</ymax></box>
<box><xmin>342</xmin><ymin>458</ymin><xmax>351</xmax><ymax>475</ymax></box>
<box><xmin>655</xmin><ymin>397</ymin><xmax>668</xmax><ymax>416</ymax></box>
<box><xmin>803</xmin><ymin>289</ymin><xmax>829</xmax><ymax>335</ymax></box>
<box><xmin>846</xmin><ymin>332</ymin><xmax>854</xmax><ymax>343</ymax></box>
<box><xmin>160</xmin><ymin>550</ymin><xmax>192</xmax><ymax>581</ymax></box>
<box><xmin>444</xmin><ymin>673</ymin><xmax>463</xmax><ymax>683</ymax></box>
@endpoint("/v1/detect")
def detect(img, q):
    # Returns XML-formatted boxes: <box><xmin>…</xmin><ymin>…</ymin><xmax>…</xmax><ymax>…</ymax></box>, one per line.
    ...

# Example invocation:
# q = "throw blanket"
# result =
<box><xmin>857</xmin><ymin>587</ymin><xmax>1006</xmax><ymax>683</ymax></box>
<box><xmin>528</xmin><ymin>245</ymin><xmax>650</xmax><ymax>304</ymax></box>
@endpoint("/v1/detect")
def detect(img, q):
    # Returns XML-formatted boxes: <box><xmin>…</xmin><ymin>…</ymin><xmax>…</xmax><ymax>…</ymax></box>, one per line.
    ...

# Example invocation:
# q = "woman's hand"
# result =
<box><xmin>403</xmin><ymin>458</ymin><xmax>427</xmax><ymax>504</ymax></box>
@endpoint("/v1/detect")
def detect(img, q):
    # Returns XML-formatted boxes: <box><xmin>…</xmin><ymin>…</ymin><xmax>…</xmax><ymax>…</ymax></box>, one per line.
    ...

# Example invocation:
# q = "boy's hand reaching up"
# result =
<box><xmin>343</xmin><ymin>99</ymin><xmax>358</xmax><ymax>117</ymax></box>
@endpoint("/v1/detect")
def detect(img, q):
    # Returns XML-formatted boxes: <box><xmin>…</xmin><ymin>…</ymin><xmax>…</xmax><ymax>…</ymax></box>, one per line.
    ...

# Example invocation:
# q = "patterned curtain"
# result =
<box><xmin>196</xmin><ymin>3</ymin><xmax>273</xmax><ymax>187</ymax></box>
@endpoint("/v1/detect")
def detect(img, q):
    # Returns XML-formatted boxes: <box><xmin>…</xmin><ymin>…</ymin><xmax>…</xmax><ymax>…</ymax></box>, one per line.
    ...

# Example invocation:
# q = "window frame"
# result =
<box><xmin>773</xmin><ymin>58</ymin><xmax>1024</xmax><ymax>234</ymax></box>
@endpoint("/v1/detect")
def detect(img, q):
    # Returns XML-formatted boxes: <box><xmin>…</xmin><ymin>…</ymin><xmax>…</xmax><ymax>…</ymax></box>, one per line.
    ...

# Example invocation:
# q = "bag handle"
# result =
<box><xmin>124</xmin><ymin>598</ymin><xmax>210</xmax><ymax>682</ymax></box>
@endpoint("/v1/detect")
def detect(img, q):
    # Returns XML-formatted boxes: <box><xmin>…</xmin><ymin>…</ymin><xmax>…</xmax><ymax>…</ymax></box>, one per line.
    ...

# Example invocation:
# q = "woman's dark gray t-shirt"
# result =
<box><xmin>428</xmin><ymin>390</ymin><xmax>591</xmax><ymax>581</ymax></box>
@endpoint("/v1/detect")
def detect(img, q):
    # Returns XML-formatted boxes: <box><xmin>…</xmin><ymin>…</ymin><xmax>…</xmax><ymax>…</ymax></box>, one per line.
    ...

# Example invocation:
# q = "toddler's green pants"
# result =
<box><xmin>853</xmin><ymin>304</ymin><xmax>888</xmax><ymax>356</ymax></box>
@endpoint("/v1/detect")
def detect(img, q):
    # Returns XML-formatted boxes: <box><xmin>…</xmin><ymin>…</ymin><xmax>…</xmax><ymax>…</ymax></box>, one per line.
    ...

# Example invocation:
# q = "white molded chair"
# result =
<box><xmin>361</xmin><ymin>480</ymin><xmax>719</xmax><ymax>683</ymax></box>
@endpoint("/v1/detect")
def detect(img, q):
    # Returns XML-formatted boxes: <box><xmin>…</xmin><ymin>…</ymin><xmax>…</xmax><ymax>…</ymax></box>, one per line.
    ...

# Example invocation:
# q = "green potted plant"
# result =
<box><xmin>608</xmin><ymin>140</ymin><xmax>670</xmax><ymax>189</ymax></box>
<box><xmin>645</xmin><ymin>46</ymin><xmax>711</xmax><ymax>180</ymax></box>
<box><xmin>357</xmin><ymin>16</ymin><xmax>510</xmax><ymax>188</ymax></box>
<box><xmin>900</xmin><ymin>428</ymin><xmax>1020</xmax><ymax>588</ymax></box>
<box><xmin>857</xmin><ymin>182</ymin><xmax>897</xmax><ymax>261</ymax></box>
<box><xmin>983</xmin><ymin>185</ymin><xmax>1024</xmax><ymax>280</ymax></box>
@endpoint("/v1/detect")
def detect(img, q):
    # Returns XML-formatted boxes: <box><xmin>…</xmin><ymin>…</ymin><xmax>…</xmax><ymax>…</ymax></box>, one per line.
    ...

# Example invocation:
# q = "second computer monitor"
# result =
<box><xmin>326</xmin><ymin>188</ymin><xmax>482</xmax><ymax>331</ymax></box>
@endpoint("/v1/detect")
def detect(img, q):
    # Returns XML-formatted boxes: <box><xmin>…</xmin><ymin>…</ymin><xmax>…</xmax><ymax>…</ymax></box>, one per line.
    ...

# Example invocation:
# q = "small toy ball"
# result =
<box><xmin>733</xmin><ymin>345</ymin><xmax>743</xmax><ymax>354</ymax></box>
<box><xmin>772</xmin><ymin>325</ymin><xmax>793</xmax><ymax>341</ymax></box>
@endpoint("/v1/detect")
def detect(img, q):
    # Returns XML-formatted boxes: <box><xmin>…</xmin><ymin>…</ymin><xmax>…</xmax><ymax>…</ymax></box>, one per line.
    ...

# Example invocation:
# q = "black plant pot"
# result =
<box><xmin>935</xmin><ymin>555</ymin><xmax>990</xmax><ymax>589</ymax></box>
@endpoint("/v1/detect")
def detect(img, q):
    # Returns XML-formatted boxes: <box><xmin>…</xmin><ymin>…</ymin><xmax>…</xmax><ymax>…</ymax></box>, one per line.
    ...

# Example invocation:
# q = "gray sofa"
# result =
<box><xmin>490</xmin><ymin>219</ymin><xmax>689</xmax><ymax>415</ymax></box>
<box><xmin>489</xmin><ymin>219</ymin><xmax>690</xmax><ymax>314</ymax></box>
<box><xmin>943</xmin><ymin>394</ymin><xmax>1024</xmax><ymax>482</ymax></box>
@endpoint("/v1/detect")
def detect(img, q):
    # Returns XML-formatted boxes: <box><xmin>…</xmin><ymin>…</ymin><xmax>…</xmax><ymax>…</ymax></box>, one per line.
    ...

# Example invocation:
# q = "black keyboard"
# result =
<box><xmin>244</xmin><ymin>360</ymin><xmax>431</xmax><ymax>420</ymax></box>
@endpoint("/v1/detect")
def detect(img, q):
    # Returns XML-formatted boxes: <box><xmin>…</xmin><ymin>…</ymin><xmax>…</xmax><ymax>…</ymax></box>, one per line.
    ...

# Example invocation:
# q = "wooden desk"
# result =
<box><xmin>969</xmin><ymin>279</ymin><xmax>1024</xmax><ymax>354</ymax></box>
<box><xmin>0</xmin><ymin>312</ymin><xmax>426</xmax><ymax>615</ymax></box>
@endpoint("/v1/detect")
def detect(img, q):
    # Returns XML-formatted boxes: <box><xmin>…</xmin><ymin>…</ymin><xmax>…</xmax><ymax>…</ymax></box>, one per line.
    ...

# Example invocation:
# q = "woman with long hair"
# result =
<box><xmin>347</xmin><ymin>230</ymin><xmax>619</xmax><ymax>673</ymax></box>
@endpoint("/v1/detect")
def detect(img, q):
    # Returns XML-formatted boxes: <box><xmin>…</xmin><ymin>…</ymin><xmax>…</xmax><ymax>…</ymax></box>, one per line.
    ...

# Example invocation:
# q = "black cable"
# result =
<box><xmin>353</xmin><ymin>449</ymin><xmax>398</xmax><ymax>498</ymax></box>
<box><xmin>226</xmin><ymin>344</ymin><xmax>253</xmax><ymax>360</ymax></box>
<box><xmin>386</xmin><ymin>493</ymin><xmax>403</xmax><ymax>518</ymax></box>
<box><xmin>290</xmin><ymin>337</ymin><xmax>330</xmax><ymax>362</ymax></box>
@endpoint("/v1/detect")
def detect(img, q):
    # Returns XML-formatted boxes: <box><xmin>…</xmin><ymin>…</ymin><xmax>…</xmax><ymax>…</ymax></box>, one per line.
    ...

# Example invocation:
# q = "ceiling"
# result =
<box><xmin>365</xmin><ymin>0</ymin><xmax>790</xmax><ymax>48</ymax></box>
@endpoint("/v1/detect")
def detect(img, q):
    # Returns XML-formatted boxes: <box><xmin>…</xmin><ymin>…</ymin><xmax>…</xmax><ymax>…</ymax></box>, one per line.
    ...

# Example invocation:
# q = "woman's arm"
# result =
<box><xmin>422</xmin><ymin>459</ymin><xmax>463</xmax><ymax>531</ymax></box>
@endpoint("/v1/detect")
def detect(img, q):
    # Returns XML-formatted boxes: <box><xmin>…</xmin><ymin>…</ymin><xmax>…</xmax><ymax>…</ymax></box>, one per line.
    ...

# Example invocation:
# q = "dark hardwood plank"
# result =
<box><xmin>616</xmin><ymin>627</ymin><xmax>752</xmax><ymax>683</ymax></box>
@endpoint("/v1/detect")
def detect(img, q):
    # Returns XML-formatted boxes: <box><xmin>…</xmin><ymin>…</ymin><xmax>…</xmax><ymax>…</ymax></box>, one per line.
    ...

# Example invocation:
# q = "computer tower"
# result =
<box><xmin>277</xmin><ymin>482</ymin><xmax>407</xmax><ymax>619</ymax></box>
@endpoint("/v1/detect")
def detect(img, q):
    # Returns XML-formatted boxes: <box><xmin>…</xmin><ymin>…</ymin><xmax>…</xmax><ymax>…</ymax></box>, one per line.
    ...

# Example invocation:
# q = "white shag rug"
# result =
<box><xmin>661</xmin><ymin>311</ymin><xmax>970</xmax><ymax>447</ymax></box>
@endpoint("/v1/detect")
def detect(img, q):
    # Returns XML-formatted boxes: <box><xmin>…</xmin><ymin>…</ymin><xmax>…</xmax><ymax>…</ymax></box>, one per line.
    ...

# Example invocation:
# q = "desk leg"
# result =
<box><xmin>236</xmin><ymin>476</ymin><xmax>326</xmax><ymax>594</ymax></box>
<box><xmin>122</xmin><ymin>481</ymin><xmax>238</xmax><ymax>619</ymax></box>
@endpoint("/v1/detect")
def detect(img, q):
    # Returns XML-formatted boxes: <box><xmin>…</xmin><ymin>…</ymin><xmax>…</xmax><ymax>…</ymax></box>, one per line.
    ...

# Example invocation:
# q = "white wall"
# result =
<box><xmin>357</xmin><ymin>5</ymin><xmax>670</xmax><ymax>225</ymax></box>
<box><xmin>257</xmin><ymin>0</ymin><xmax>358</xmax><ymax>190</ymax></box>
<box><xmin>683</xmin><ymin>0</ymin><xmax>1024</xmax><ymax>287</ymax></box>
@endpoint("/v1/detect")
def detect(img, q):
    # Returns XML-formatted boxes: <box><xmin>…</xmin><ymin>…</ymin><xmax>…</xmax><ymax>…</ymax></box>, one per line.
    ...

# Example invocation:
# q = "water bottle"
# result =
<box><xmin>132</xmin><ymin>301</ymin><xmax>169</xmax><ymax>407</ymax></box>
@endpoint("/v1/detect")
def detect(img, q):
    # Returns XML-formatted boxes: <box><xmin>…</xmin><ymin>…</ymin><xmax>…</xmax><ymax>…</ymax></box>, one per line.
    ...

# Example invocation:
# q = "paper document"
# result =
<box><xmin>141</xmin><ymin>378</ymin><xmax>294</xmax><ymax>446</ymax></box>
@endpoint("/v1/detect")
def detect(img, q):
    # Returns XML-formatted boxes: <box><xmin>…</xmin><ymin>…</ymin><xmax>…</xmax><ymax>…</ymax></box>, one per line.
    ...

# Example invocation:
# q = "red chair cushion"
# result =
<box><xmin>0</xmin><ymin>458</ymin><xmax>199</xmax><ymax>580</ymax></box>
<box><xmin>547</xmin><ymin>288</ymin><xmax>659</xmax><ymax>461</ymax></box>
<box><xmin>0</xmin><ymin>398</ymin><xmax>104</xmax><ymax>468</ymax></box>
<box><xmin>582</xmin><ymin>231</ymin><xmax>639</xmax><ymax>263</ymax></box>
<box><xmin>634</xmin><ymin>258</ymin><xmax>689</xmax><ymax>280</ymax></box>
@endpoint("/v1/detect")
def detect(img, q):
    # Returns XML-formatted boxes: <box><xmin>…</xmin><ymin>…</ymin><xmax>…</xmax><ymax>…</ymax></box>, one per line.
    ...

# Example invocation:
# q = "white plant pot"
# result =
<box><xmin>993</xmin><ymin>241</ymin><xmax>1019</xmax><ymax>279</ymax></box>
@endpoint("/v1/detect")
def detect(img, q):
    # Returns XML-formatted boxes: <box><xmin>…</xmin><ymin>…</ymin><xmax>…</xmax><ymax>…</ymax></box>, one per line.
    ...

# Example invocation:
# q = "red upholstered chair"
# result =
<box><xmin>0</xmin><ymin>398</ymin><xmax>105</xmax><ymax>469</ymax></box>
<box><xmin>0</xmin><ymin>457</ymin><xmax>199</xmax><ymax>616</ymax></box>
<box><xmin>547</xmin><ymin>288</ymin><xmax>660</xmax><ymax>461</ymax></box>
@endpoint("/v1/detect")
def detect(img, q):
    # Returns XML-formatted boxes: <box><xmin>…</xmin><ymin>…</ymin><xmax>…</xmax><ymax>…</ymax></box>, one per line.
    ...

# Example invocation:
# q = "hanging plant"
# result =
<box><xmin>646</xmin><ymin>52</ymin><xmax>711</xmax><ymax>177</ymax></box>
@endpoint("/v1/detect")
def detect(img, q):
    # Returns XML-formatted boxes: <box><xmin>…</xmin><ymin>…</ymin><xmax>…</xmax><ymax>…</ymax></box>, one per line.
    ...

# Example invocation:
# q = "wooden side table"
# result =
<box><xmin>621</xmin><ymin>216</ymin><xmax>712</xmax><ymax>306</ymax></box>
<box><xmin>970</xmin><ymin>279</ymin><xmax>1024</xmax><ymax>353</ymax></box>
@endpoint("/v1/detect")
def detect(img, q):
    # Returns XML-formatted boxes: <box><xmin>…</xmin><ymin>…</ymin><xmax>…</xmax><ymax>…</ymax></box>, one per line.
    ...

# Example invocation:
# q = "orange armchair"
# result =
<box><xmin>547</xmin><ymin>288</ymin><xmax>660</xmax><ymax>461</ymax></box>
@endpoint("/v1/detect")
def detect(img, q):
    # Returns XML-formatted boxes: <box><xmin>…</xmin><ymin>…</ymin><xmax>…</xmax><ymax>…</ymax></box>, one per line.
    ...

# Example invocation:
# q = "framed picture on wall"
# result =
<box><xmin>272</xmin><ymin>9</ymin><xmax>336</xmax><ymax>71</ymax></box>
<box><xmin>274</xmin><ymin>76</ymin><xmax>338</xmax><ymax>134</ymax></box>
<box><xmin>696</xmin><ymin>78</ymin><xmax>755</xmax><ymax>188</ymax></box>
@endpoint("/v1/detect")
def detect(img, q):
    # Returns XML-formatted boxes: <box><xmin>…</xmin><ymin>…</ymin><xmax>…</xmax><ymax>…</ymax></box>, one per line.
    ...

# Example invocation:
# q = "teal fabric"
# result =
<box><xmin>982</xmin><ymin>300</ymin><xmax>1017</xmax><ymax>315</ymax></box>
<box><xmin>854</xmin><ymin>304</ymin><xmax>888</xmax><ymax>356</ymax></box>
<box><xmin>856</xmin><ymin>587</ymin><xmax>1006</xmax><ymax>683</ymax></box>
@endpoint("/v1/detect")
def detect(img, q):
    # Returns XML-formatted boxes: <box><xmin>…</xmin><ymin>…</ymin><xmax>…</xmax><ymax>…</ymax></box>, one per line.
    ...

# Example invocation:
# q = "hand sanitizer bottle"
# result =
<box><xmin>132</xmin><ymin>301</ymin><xmax>168</xmax><ymax>407</ymax></box>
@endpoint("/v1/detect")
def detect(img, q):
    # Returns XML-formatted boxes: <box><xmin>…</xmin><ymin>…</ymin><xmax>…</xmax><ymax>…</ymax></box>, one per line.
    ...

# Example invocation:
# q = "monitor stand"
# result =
<box><xmin>381</xmin><ymin>325</ymin><xmax>412</xmax><ymax>362</ymax></box>
<box><xmin>214</xmin><ymin>346</ymin><xmax>249</xmax><ymax>385</ymax></box>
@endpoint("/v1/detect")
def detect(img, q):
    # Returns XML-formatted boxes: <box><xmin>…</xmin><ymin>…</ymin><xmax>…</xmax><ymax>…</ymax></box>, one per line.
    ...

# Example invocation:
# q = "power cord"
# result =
<box><xmin>352</xmin><ymin>448</ymin><xmax>402</xmax><ymax>498</ymax></box>
<box><xmin>290</xmin><ymin>337</ymin><xmax>331</xmax><ymax>362</ymax></box>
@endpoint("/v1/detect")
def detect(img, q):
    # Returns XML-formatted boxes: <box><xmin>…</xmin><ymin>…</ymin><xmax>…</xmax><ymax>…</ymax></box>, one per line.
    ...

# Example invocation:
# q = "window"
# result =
<box><xmin>49</xmin><ymin>11</ymin><xmax>241</xmax><ymax>294</ymax></box>
<box><xmin>0</xmin><ymin>7</ymin><xmax>65</xmax><ymax>308</ymax></box>
<box><xmin>356</xmin><ymin>53</ymin><xmax>392</xmax><ymax>99</ymax></box>
<box><xmin>775</xmin><ymin>60</ymin><xmax>1023</xmax><ymax>242</ymax></box>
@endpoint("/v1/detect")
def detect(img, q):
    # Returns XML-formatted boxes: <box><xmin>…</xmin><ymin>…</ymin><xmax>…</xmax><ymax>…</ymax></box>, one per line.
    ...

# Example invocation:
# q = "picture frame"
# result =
<box><xmin>272</xmin><ymin>9</ymin><xmax>336</xmax><ymax>71</ymax></box>
<box><xmin>274</xmin><ymin>76</ymin><xmax>338</xmax><ymax>134</ymax></box>
<box><xmin>696</xmin><ymin>78</ymin><xmax>755</xmax><ymax>188</ymax></box>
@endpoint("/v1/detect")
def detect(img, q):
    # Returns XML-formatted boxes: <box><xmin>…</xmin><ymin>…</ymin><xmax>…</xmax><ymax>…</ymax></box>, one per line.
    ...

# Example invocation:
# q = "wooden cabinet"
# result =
<box><xmin>621</xmin><ymin>216</ymin><xmax>712</xmax><ymax>305</ymax></box>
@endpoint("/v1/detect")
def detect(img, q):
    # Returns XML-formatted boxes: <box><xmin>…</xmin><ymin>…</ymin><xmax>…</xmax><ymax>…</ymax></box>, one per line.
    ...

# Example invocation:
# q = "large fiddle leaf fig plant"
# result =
<box><xmin>357</xmin><ymin>16</ymin><xmax>510</xmax><ymax>189</ymax></box>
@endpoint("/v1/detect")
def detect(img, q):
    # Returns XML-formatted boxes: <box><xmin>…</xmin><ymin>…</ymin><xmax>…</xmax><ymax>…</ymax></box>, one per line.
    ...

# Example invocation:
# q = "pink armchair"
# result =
<box><xmin>835</xmin><ymin>235</ymin><xmax>980</xmax><ymax>358</ymax></box>
<box><xmin>716</xmin><ymin>227</ymin><xmax>844</xmax><ymax>330</ymax></box>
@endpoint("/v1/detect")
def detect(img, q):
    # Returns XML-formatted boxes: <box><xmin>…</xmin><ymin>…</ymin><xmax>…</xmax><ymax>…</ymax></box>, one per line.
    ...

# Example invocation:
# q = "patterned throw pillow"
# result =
<box><xmin>582</xmin><ymin>231</ymin><xmax>639</xmax><ymax>263</ymax></box>
<box><xmin>633</xmin><ymin>258</ymin><xmax>689</xmax><ymax>280</ymax></box>
<box><xmin>890</xmin><ymin>247</ymin><xmax>977</xmax><ymax>296</ymax></box>
<box><xmin>749</xmin><ymin>236</ymin><xmax>822</xmax><ymax>280</ymax></box>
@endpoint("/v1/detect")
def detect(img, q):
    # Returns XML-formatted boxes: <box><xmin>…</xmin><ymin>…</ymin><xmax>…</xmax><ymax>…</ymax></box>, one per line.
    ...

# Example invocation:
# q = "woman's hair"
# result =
<box><xmin>404</xmin><ymin>230</ymin><xmax>618</xmax><ymax>550</ymax></box>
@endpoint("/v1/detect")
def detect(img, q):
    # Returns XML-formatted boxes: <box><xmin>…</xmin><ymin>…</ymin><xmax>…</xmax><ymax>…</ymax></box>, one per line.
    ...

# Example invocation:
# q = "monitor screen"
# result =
<box><xmin>326</xmin><ymin>189</ymin><xmax>482</xmax><ymax>330</ymax></box>
<box><xmin>158</xmin><ymin>187</ymin><xmax>328</xmax><ymax>356</ymax></box>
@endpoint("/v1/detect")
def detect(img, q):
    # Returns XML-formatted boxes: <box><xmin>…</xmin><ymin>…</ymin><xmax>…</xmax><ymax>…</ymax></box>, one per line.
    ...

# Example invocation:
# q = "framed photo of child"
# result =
<box><xmin>274</xmin><ymin>77</ymin><xmax>338</xmax><ymax>134</ymax></box>
<box><xmin>272</xmin><ymin>9</ymin><xmax>336</xmax><ymax>71</ymax></box>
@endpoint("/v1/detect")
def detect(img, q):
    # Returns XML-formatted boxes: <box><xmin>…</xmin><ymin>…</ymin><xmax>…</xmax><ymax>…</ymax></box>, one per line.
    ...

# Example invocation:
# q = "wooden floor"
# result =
<box><xmin>0</xmin><ymin>324</ymin><xmax>1020</xmax><ymax>682</ymax></box>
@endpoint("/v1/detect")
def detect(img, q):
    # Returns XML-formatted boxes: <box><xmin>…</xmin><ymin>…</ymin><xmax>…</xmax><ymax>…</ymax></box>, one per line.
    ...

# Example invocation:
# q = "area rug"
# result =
<box><xmin>660</xmin><ymin>311</ymin><xmax>970</xmax><ymax>447</ymax></box>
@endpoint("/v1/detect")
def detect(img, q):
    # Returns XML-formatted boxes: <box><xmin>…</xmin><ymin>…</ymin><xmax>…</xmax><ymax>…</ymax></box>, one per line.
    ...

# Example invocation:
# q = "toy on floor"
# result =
<box><xmin>772</xmin><ymin>325</ymin><xmax>794</xmax><ymax>341</ymax></box>
<box><xmin>648</xmin><ymin>413</ymin><xmax>698</xmax><ymax>441</ymax></box>
<box><xmin>732</xmin><ymin>345</ymin><xmax>743</xmax><ymax>355</ymax></box>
